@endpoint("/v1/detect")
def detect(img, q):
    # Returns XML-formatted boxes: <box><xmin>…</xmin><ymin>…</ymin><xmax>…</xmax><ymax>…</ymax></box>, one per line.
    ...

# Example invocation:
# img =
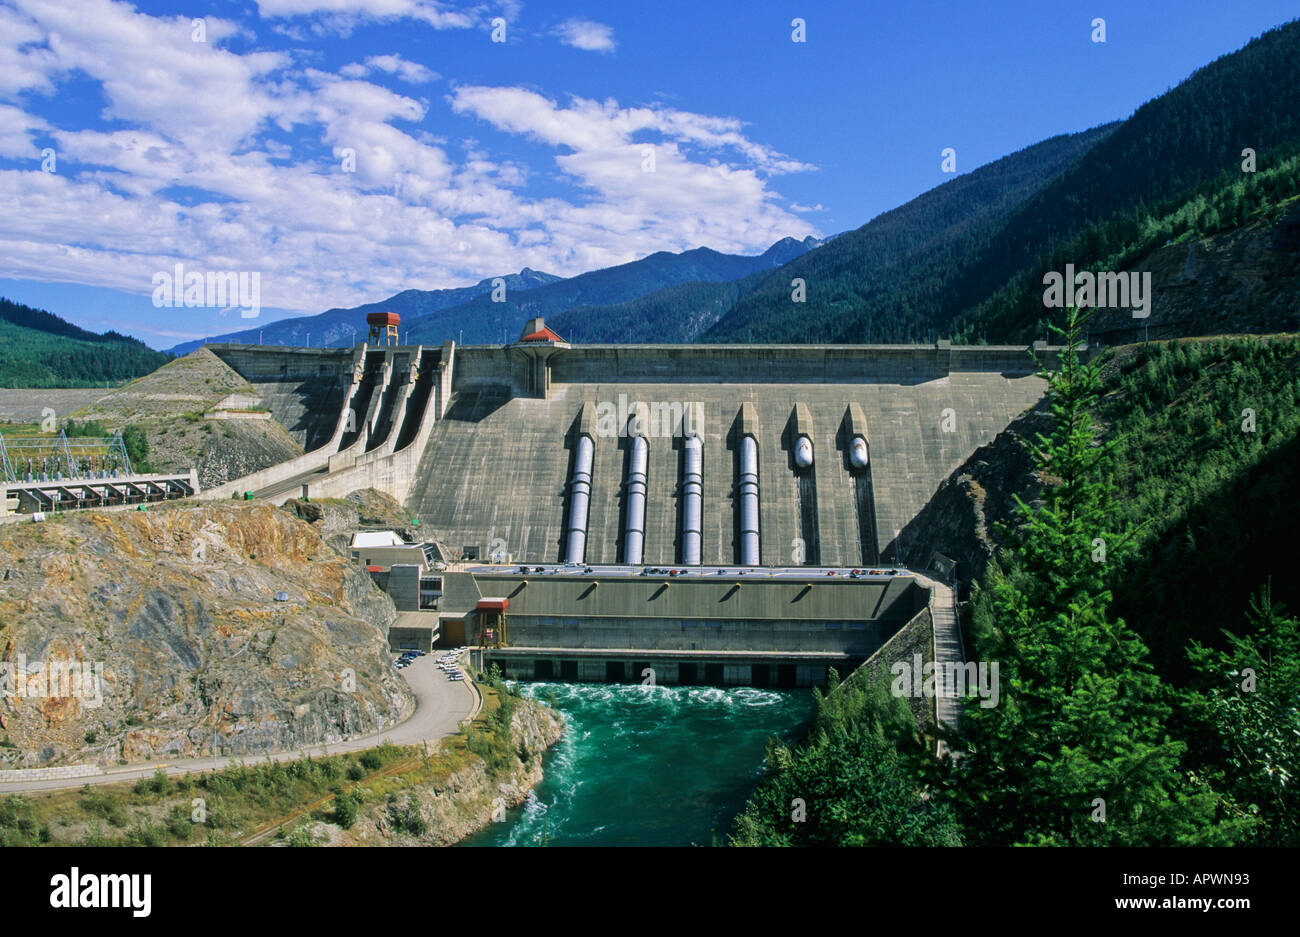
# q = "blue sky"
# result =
<box><xmin>0</xmin><ymin>0</ymin><xmax>1295</xmax><ymax>349</ymax></box>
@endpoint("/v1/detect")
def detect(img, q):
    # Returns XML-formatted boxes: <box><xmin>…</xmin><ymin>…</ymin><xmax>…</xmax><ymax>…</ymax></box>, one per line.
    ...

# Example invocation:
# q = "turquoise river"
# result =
<box><xmin>464</xmin><ymin>681</ymin><xmax>813</xmax><ymax>847</ymax></box>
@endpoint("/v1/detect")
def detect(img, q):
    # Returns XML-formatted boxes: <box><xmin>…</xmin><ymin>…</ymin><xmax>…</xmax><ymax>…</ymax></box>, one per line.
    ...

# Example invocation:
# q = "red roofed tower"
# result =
<box><xmin>509</xmin><ymin>317</ymin><xmax>570</xmax><ymax>398</ymax></box>
<box><xmin>366</xmin><ymin>311</ymin><xmax>400</xmax><ymax>346</ymax></box>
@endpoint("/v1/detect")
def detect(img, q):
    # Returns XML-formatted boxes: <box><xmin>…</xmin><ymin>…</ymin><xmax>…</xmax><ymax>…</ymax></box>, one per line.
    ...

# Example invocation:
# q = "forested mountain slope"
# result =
<box><xmin>711</xmin><ymin>19</ymin><xmax>1300</xmax><ymax>345</ymax></box>
<box><xmin>0</xmin><ymin>298</ymin><xmax>171</xmax><ymax>388</ymax></box>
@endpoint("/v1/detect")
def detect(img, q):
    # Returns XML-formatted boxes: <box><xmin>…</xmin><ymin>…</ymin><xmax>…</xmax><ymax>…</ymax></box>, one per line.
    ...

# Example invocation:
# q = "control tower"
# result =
<box><xmin>366</xmin><ymin>311</ymin><xmax>400</xmax><ymax>346</ymax></box>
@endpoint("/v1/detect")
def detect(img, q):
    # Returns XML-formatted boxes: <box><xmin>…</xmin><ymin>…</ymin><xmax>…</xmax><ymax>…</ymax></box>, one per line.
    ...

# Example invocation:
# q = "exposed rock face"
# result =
<box><xmin>899</xmin><ymin>398</ymin><xmax>1049</xmax><ymax>588</ymax></box>
<box><xmin>338</xmin><ymin>697</ymin><xmax>565</xmax><ymax>847</ymax></box>
<box><xmin>281</xmin><ymin>489</ymin><xmax>416</xmax><ymax>557</ymax></box>
<box><xmin>343</xmin><ymin>489</ymin><xmax>413</xmax><ymax>529</ymax></box>
<box><xmin>1088</xmin><ymin>200</ymin><xmax>1300</xmax><ymax>344</ymax></box>
<box><xmin>0</xmin><ymin>502</ymin><xmax>412</xmax><ymax>767</ymax></box>
<box><xmin>192</xmin><ymin>420</ymin><xmax>302</xmax><ymax>489</ymax></box>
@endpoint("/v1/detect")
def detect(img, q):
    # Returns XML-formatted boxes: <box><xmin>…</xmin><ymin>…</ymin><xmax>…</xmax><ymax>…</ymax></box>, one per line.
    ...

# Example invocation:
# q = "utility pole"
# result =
<box><xmin>259</xmin><ymin>329</ymin><xmax>263</xmax><ymax>345</ymax></box>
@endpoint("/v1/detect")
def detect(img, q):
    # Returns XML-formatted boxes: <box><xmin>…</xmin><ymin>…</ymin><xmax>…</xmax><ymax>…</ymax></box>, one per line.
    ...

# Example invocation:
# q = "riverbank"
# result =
<box><xmin>0</xmin><ymin>681</ymin><xmax>565</xmax><ymax>846</ymax></box>
<box><xmin>332</xmin><ymin>689</ymin><xmax>565</xmax><ymax>846</ymax></box>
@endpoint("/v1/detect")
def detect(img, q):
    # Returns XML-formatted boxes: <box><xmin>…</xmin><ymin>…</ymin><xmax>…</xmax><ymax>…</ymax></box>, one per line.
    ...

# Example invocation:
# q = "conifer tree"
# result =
<box><xmin>946</xmin><ymin>306</ymin><xmax>1249</xmax><ymax>845</ymax></box>
<box><xmin>1184</xmin><ymin>584</ymin><xmax>1300</xmax><ymax>844</ymax></box>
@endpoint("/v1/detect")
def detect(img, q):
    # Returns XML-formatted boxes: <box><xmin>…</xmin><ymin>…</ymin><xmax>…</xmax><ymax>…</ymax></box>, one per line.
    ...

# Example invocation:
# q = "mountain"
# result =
<box><xmin>708</xmin><ymin>18</ymin><xmax>1300</xmax><ymax>345</ymax></box>
<box><xmin>954</xmin><ymin>18</ymin><xmax>1300</xmax><ymax>343</ymax></box>
<box><xmin>169</xmin><ymin>21</ymin><xmax>1300</xmax><ymax>355</ymax></box>
<box><xmin>552</xmin><ymin>128</ymin><xmax>1116</xmax><ymax>344</ymax></box>
<box><xmin>390</xmin><ymin>236</ymin><xmax>824</xmax><ymax>346</ymax></box>
<box><xmin>0</xmin><ymin>297</ymin><xmax>172</xmax><ymax>388</ymax></box>
<box><xmin>170</xmin><ymin>236</ymin><xmax>822</xmax><ymax>352</ymax></box>
<box><xmin>167</xmin><ymin>268</ymin><xmax>562</xmax><ymax>355</ymax></box>
<box><xmin>549</xmin><ymin>277</ymin><xmax>754</xmax><ymax>343</ymax></box>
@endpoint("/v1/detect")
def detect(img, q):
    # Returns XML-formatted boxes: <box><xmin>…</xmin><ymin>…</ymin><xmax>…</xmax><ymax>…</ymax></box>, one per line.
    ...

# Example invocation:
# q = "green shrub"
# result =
<box><xmin>332</xmin><ymin>790</ymin><xmax>359</xmax><ymax>829</ymax></box>
<box><xmin>132</xmin><ymin>767</ymin><xmax>169</xmax><ymax>796</ymax></box>
<box><xmin>286</xmin><ymin>822</ymin><xmax>321</xmax><ymax>847</ymax></box>
<box><xmin>81</xmin><ymin>789</ymin><xmax>129</xmax><ymax>828</ymax></box>
<box><xmin>0</xmin><ymin>796</ymin><xmax>50</xmax><ymax>846</ymax></box>
<box><xmin>386</xmin><ymin>795</ymin><xmax>426</xmax><ymax>836</ymax></box>
<box><xmin>165</xmin><ymin>804</ymin><xmax>193</xmax><ymax>840</ymax></box>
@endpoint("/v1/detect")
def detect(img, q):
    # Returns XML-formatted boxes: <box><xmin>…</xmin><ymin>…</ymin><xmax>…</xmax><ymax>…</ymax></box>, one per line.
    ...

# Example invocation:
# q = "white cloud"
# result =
<box><xmin>254</xmin><ymin>0</ymin><xmax>477</xmax><ymax>31</ymax></box>
<box><xmin>449</xmin><ymin>86</ymin><xmax>814</xmax><ymax>174</ymax></box>
<box><xmin>0</xmin><ymin>0</ymin><xmax>818</xmax><ymax>319</ymax></box>
<box><xmin>11</xmin><ymin>0</ymin><xmax>289</xmax><ymax>152</ymax></box>
<box><xmin>448</xmin><ymin>85</ymin><xmax>817</xmax><ymax>263</ymax></box>
<box><xmin>0</xmin><ymin>4</ymin><xmax>59</xmax><ymax>98</ymax></box>
<box><xmin>0</xmin><ymin>104</ymin><xmax>48</xmax><ymax>158</ymax></box>
<box><xmin>342</xmin><ymin>53</ymin><xmax>439</xmax><ymax>84</ymax></box>
<box><xmin>555</xmin><ymin>19</ymin><xmax>616</xmax><ymax>53</ymax></box>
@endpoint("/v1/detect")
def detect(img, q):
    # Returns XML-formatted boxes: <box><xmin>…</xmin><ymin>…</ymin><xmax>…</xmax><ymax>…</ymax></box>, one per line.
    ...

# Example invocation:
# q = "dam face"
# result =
<box><xmin>210</xmin><ymin>338</ymin><xmax>1049</xmax><ymax>567</ymax></box>
<box><xmin>405</xmin><ymin>343</ymin><xmax>1048</xmax><ymax>567</ymax></box>
<box><xmin>207</xmin><ymin>333</ymin><xmax>1050</xmax><ymax>689</ymax></box>
<box><xmin>212</xmin><ymin>345</ymin><xmax>355</xmax><ymax>453</ymax></box>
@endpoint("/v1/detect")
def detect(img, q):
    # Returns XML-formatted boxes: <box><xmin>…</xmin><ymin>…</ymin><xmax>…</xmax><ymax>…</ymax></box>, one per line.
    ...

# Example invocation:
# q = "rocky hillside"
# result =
<box><xmin>0</xmin><ymin>501</ymin><xmax>411</xmax><ymax>768</ymax></box>
<box><xmin>72</xmin><ymin>347</ymin><xmax>303</xmax><ymax>488</ymax></box>
<box><xmin>1086</xmin><ymin>198</ymin><xmax>1300</xmax><ymax>345</ymax></box>
<box><xmin>898</xmin><ymin>399</ymin><xmax>1048</xmax><ymax>590</ymax></box>
<box><xmin>336</xmin><ymin>696</ymin><xmax>564</xmax><ymax>846</ymax></box>
<box><xmin>281</xmin><ymin>489</ymin><xmax>417</xmax><ymax>557</ymax></box>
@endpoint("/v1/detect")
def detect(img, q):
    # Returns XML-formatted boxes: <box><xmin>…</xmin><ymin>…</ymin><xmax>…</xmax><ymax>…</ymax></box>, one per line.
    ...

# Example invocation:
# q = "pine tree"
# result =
<box><xmin>1184</xmin><ymin>584</ymin><xmax>1300</xmax><ymax>844</ymax></box>
<box><xmin>945</xmin><ymin>306</ymin><xmax>1250</xmax><ymax>845</ymax></box>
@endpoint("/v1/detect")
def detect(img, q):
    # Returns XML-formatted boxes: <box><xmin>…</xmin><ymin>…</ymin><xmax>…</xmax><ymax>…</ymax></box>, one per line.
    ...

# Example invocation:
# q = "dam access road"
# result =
<box><xmin>0</xmin><ymin>653</ymin><xmax>479</xmax><ymax>794</ymax></box>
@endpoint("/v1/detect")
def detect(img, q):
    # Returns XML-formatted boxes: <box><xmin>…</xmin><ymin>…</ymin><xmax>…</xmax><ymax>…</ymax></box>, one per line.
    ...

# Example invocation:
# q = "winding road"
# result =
<box><xmin>0</xmin><ymin>653</ymin><xmax>479</xmax><ymax>794</ymax></box>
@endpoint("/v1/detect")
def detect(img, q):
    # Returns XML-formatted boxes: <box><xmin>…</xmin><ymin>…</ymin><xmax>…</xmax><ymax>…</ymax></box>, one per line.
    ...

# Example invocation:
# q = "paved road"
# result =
<box><xmin>253</xmin><ymin>464</ymin><xmax>329</xmax><ymax>500</ymax></box>
<box><xmin>0</xmin><ymin>653</ymin><xmax>479</xmax><ymax>794</ymax></box>
<box><xmin>467</xmin><ymin>562</ymin><xmax>908</xmax><ymax>580</ymax></box>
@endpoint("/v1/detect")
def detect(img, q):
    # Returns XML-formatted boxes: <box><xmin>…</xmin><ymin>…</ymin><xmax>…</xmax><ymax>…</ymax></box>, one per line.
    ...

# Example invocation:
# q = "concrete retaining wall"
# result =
<box><xmin>536</xmin><ymin>342</ymin><xmax>1060</xmax><ymax>385</ymax></box>
<box><xmin>0</xmin><ymin>763</ymin><xmax>102</xmax><ymax>782</ymax></box>
<box><xmin>209</xmin><ymin>344</ymin><xmax>355</xmax><ymax>452</ymax></box>
<box><xmin>201</xmin><ymin>341</ymin><xmax>1061</xmax><ymax>559</ymax></box>
<box><xmin>501</xmin><ymin>614</ymin><xmax>892</xmax><ymax>654</ymax></box>
<box><xmin>200</xmin><ymin>345</ymin><xmax>368</xmax><ymax>500</ymax></box>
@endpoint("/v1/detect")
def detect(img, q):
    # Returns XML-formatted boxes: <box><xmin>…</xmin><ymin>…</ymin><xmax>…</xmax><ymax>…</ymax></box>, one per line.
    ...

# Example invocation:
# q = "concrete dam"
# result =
<box><xmin>204</xmin><ymin>320</ymin><xmax>1054</xmax><ymax>688</ymax></box>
